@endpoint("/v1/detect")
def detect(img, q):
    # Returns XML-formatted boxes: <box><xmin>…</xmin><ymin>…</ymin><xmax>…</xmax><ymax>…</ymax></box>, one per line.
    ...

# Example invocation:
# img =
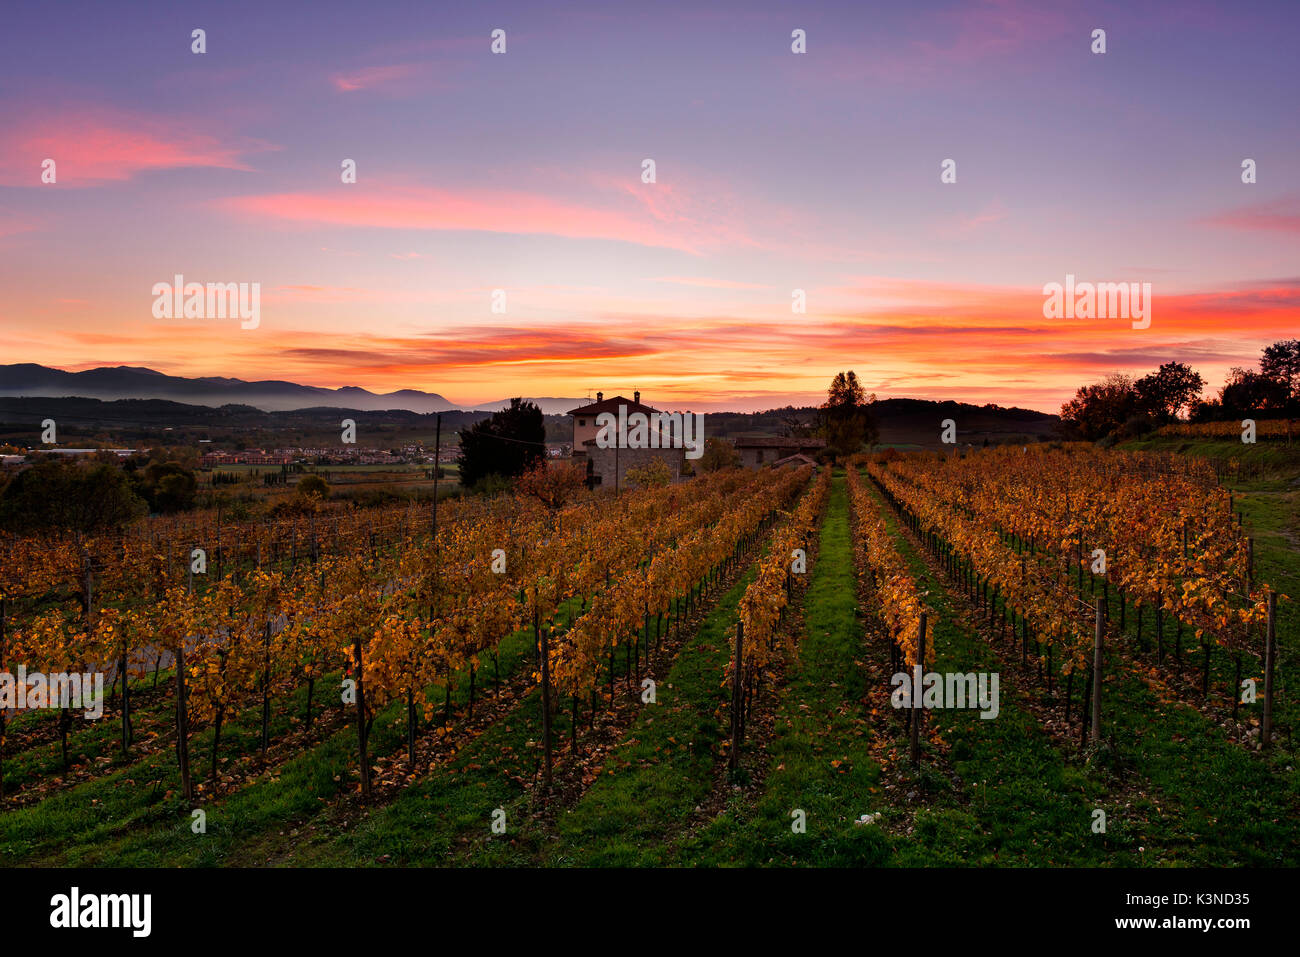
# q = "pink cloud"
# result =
<box><xmin>801</xmin><ymin>0</ymin><xmax>1075</xmax><ymax>86</ymax></box>
<box><xmin>1202</xmin><ymin>195</ymin><xmax>1300</xmax><ymax>234</ymax></box>
<box><xmin>0</xmin><ymin>109</ymin><xmax>273</xmax><ymax>185</ymax></box>
<box><xmin>331</xmin><ymin>63</ymin><xmax>430</xmax><ymax>92</ymax></box>
<box><xmin>218</xmin><ymin>183</ymin><xmax>751</xmax><ymax>254</ymax></box>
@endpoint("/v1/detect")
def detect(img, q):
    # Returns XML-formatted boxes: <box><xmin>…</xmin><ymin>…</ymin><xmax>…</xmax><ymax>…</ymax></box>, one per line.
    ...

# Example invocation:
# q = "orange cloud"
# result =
<box><xmin>9</xmin><ymin>276</ymin><xmax>1295</xmax><ymax>413</ymax></box>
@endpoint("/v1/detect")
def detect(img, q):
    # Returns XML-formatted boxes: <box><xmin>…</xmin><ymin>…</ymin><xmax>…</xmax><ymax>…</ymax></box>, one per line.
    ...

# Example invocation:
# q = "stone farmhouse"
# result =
<box><xmin>733</xmin><ymin>436</ymin><xmax>827</xmax><ymax>469</ymax></box>
<box><xmin>568</xmin><ymin>391</ymin><xmax>686</xmax><ymax>489</ymax></box>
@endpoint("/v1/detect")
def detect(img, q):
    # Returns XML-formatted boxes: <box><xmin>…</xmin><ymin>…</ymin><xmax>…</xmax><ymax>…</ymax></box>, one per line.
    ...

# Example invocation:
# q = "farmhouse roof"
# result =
<box><xmin>770</xmin><ymin>453</ymin><xmax>820</xmax><ymax>468</ymax></box>
<box><xmin>567</xmin><ymin>395</ymin><xmax>661</xmax><ymax>416</ymax></box>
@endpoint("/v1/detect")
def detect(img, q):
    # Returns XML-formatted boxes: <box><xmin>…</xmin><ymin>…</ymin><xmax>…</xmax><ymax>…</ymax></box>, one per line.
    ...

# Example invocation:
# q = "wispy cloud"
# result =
<box><xmin>1202</xmin><ymin>194</ymin><xmax>1300</xmax><ymax>234</ymax></box>
<box><xmin>0</xmin><ymin>108</ymin><xmax>275</xmax><ymax>185</ymax></box>
<box><xmin>218</xmin><ymin>181</ymin><xmax>763</xmax><ymax>254</ymax></box>
<box><xmin>330</xmin><ymin>62</ymin><xmax>432</xmax><ymax>93</ymax></box>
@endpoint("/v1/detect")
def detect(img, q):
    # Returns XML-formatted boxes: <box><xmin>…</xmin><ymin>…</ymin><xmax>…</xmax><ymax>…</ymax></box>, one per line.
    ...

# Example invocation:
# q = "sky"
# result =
<box><xmin>0</xmin><ymin>0</ymin><xmax>1296</xmax><ymax>413</ymax></box>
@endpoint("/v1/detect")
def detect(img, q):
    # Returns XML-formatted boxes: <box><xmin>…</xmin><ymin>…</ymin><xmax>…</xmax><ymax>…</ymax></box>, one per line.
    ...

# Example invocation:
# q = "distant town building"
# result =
<box><xmin>40</xmin><ymin>448</ymin><xmax>136</xmax><ymax>458</ymax></box>
<box><xmin>733</xmin><ymin>436</ymin><xmax>826</xmax><ymax>469</ymax></box>
<box><xmin>201</xmin><ymin>450</ymin><xmax>292</xmax><ymax>466</ymax></box>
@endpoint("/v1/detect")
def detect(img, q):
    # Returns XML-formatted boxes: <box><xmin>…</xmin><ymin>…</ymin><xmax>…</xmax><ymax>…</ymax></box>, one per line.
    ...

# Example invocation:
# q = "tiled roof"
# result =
<box><xmin>567</xmin><ymin>395</ymin><xmax>661</xmax><ymax>416</ymax></box>
<box><xmin>770</xmin><ymin>452</ymin><xmax>820</xmax><ymax>467</ymax></box>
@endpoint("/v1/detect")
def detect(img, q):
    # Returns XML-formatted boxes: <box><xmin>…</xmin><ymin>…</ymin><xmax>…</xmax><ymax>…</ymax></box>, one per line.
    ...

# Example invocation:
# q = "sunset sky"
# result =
<box><xmin>1</xmin><ymin>0</ymin><xmax>1296</xmax><ymax>413</ymax></box>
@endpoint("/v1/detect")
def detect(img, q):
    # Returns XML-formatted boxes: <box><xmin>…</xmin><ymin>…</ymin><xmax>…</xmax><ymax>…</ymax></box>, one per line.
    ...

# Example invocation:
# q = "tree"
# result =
<box><xmin>516</xmin><ymin>461</ymin><xmax>585</xmax><ymax>508</ymax></box>
<box><xmin>458</xmin><ymin>398</ymin><xmax>545</xmax><ymax>488</ymax></box>
<box><xmin>777</xmin><ymin>411</ymin><xmax>815</xmax><ymax>439</ymax></box>
<box><xmin>296</xmin><ymin>473</ymin><xmax>330</xmax><ymax>499</ymax></box>
<box><xmin>698</xmin><ymin>437</ymin><xmax>741</xmax><ymax>472</ymax></box>
<box><xmin>1219</xmin><ymin>367</ymin><xmax>1290</xmax><ymax>417</ymax></box>
<box><xmin>625</xmin><ymin>459</ymin><xmax>672</xmax><ymax>489</ymax></box>
<box><xmin>818</xmin><ymin>371</ymin><xmax>878</xmax><ymax>461</ymax></box>
<box><xmin>1187</xmin><ymin>398</ymin><xmax>1224</xmax><ymax>423</ymax></box>
<box><xmin>132</xmin><ymin>461</ymin><xmax>198</xmax><ymax>513</ymax></box>
<box><xmin>0</xmin><ymin>459</ymin><xmax>146</xmax><ymax>533</ymax></box>
<box><xmin>1059</xmin><ymin>373</ymin><xmax>1137</xmax><ymax>440</ymax></box>
<box><xmin>1260</xmin><ymin>339</ymin><xmax>1300</xmax><ymax>401</ymax></box>
<box><xmin>149</xmin><ymin>445</ymin><xmax>200</xmax><ymax>470</ymax></box>
<box><xmin>1134</xmin><ymin>362</ymin><xmax>1204</xmax><ymax>421</ymax></box>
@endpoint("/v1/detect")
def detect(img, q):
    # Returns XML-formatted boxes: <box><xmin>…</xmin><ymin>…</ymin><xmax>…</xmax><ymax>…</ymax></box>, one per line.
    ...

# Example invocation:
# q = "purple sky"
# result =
<box><xmin>1</xmin><ymin>0</ymin><xmax>1296</xmax><ymax>411</ymax></box>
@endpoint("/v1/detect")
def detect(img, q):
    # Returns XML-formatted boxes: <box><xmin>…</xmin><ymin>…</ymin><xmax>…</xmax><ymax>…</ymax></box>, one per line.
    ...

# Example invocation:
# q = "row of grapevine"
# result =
<box><xmin>0</xmin><ymin>475</ymin><xmax>737</xmax><ymax>802</ymax></box>
<box><xmin>2</xmin><ymin>465</ymin><xmax>826</xmax><ymax>804</ymax></box>
<box><xmin>545</xmin><ymin>466</ymin><xmax>816</xmax><ymax>785</ymax></box>
<box><xmin>869</xmin><ymin>457</ymin><xmax>1095</xmax><ymax>679</ymax></box>
<box><xmin>877</xmin><ymin>446</ymin><xmax>1275</xmax><ymax>658</ymax></box>
<box><xmin>734</xmin><ymin>467</ymin><xmax>830</xmax><ymax>676</ymax></box>
<box><xmin>725</xmin><ymin>467</ymin><xmax>831</xmax><ymax>764</ymax></box>
<box><xmin>865</xmin><ymin>446</ymin><xmax>1284</xmax><ymax>747</ymax></box>
<box><xmin>846</xmin><ymin>468</ymin><xmax>929</xmax><ymax>670</ymax></box>
<box><xmin>1157</xmin><ymin>419</ymin><xmax>1293</xmax><ymax>441</ymax></box>
<box><xmin>0</xmin><ymin>491</ymin><xmax>528</xmax><ymax>610</ymax></box>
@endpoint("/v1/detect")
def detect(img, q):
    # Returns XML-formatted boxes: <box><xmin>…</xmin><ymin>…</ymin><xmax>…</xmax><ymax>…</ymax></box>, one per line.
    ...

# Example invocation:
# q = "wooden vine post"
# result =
<box><xmin>910</xmin><ymin>613</ymin><xmax>927</xmax><ymax>767</ymax></box>
<box><xmin>176</xmin><ymin>558</ymin><xmax>193</xmax><ymax>802</ymax></box>
<box><xmin>1262</xmin><ymin>592</ymin><xmax>1277</xmax><ymax>749</ymax></box>
<box><xmin>729</xmin><ymin>621</ymin><xmax>744</xmax><ymax>771</ymax></box>
<box><xmin>539</xmin><ymin>607</ymin><xmax>553</xmax><ymax>790</ymax></box>
<box><xmin>1091</xmin><ymin>597</ymin><xmax>1104</xmax><ymax>744</ymax></box>
<box><xmin>0</xmin><ymin>596</ymin><xmax>6</xmax><ymax>799</ymax></box>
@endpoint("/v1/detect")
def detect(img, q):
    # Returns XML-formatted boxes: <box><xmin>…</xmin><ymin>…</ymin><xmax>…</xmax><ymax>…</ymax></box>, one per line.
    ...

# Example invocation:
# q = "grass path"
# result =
<box><xmin>677</xmin><ymin>474</ymin><xmax>890</xmax><ymax>865</ymax></box>
<box><xmin>509</xmin><ymin>563</ymin><xmax>757</xmax><ymax>866</ymax></box>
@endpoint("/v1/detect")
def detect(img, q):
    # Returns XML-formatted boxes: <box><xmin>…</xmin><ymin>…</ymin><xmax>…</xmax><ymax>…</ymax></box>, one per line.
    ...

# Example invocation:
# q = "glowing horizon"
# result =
<box><xmin>2</xmin><ymin>0</ymin><xmax>1297</xmax><ymax>415</ymax></box>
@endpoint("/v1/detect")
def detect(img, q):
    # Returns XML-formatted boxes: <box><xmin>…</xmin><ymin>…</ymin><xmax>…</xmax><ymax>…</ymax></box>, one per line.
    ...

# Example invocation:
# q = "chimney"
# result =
<box><xmin>596</xmin><ymin>391</ymin><xmax>603</xmax><ymax>403</ymax></box>
<box><xmin>634</xmin><ymin>390</ymin><xmax>640</xmax><ymax>404</ymax></box>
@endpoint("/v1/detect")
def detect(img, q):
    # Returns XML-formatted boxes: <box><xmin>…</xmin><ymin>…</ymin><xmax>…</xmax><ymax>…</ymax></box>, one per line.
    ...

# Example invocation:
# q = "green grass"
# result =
<box><xmin>1</xmin><ymin>666</ymin><xmax>181</xmax><ymax>795</ymax></box>
<box><xmin>677</xmin><ymin>473</ymin><xmax>891</xmax><ymax>866</ymax></box>
<box><xmin>528</xmin><ymin>563</ymin><xmax>756</xmax><ymax>866</ymax></box>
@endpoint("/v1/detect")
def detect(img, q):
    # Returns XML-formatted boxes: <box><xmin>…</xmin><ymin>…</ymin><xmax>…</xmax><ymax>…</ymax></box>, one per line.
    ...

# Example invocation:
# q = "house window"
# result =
<box><xmin>756</xmin><ymin>450</ymin><xmax>763</xmax><ymax>463</ymax></box>
<box><xmin>579</xmin><ymin>419</ymin><xmax>586</xmax><ymax>426</ymax></box>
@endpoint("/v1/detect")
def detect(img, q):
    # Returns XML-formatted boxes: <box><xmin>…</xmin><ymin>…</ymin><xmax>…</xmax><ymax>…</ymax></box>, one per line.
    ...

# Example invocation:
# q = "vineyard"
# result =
<box><xmin>0</xmin><ymin>443</ymin><xmax>1296</xmax><ymax>867</ymax></box>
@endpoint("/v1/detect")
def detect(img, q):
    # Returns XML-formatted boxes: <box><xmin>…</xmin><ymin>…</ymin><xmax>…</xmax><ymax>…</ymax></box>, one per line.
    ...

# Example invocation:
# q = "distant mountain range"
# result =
<box><xmin>0</xmin><ymin>363</ymin><xmax>595</xmax><ymax>415</ymax></box>
<box><xmin>0</xmin><ymin>365</ymin><xmax>1059</xmax><ymax>448</ymax></box>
